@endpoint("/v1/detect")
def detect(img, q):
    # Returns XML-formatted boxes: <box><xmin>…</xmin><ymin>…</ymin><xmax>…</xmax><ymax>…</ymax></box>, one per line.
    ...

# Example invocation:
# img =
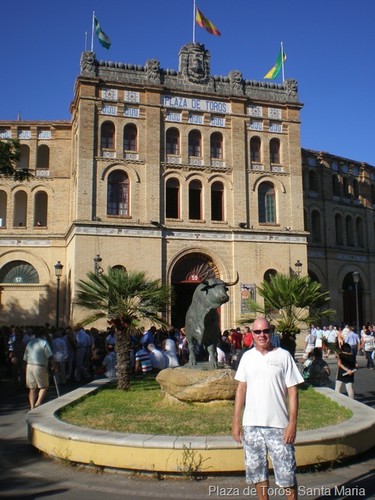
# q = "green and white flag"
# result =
<box><xmin>94</xmin><ymin>16</ymin><xmax>111</xmax><ymax>49</ymax></box>
<box><xmin>264</xmin><ymin>44</ymin><xmax>286</xmax><ymax>81</ymax></box>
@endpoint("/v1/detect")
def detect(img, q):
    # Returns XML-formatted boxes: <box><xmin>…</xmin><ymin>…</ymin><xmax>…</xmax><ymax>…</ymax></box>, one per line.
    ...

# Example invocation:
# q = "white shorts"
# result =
<box><xmin>242</xmin><ymin>426</ymin><xmax>297</xmax><ymax>488</ymax></box>
<box><xmin>26</xmin><ymin>364</ymin><xmax>49</xmax><ymax>389</ymax></box>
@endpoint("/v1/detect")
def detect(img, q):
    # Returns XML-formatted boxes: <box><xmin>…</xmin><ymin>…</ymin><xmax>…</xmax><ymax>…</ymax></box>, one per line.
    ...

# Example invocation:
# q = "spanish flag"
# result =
<box><xmin>195</xmin><ymin>7</ymin><xmax>221</xmax><ymax>36</ymax></box>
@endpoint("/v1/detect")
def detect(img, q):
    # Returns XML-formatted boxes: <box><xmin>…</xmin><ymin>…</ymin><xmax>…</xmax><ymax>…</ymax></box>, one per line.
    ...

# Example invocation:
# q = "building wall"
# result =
<box><xmin>2</xmin><ymin>44</ymin><xmax>372</xmax><ymax>329</ymax></box>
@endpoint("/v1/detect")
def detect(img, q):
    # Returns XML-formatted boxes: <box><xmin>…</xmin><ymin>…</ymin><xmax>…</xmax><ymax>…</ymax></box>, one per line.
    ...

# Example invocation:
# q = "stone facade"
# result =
<box><xmin>0</xmin><ymin>43</ymin><xmax>373</xmax><ymax>328</ymax></box>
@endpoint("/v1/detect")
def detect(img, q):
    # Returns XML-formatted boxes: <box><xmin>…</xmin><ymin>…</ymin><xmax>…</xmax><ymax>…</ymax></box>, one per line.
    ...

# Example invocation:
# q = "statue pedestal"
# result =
<box><xmin>156</xmin><ymin>367</ymin><xmax>238</xmax><ymax>404</ymax></box>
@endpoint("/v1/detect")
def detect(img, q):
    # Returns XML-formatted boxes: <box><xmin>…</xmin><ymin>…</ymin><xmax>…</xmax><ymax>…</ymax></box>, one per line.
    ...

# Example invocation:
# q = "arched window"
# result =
<box><xmin>332</xmin><ymin>174</ymin><xmax>340</xmax><ymax>197</ymax></box>
<box><xmin>269</xmin><ymin>138</ymin><xmax>280</xmax><ymax>164</ymax></box>
<box><xmin>166</xmin><ymin>128</ymin><xmax>180</xmax><ymax>155</ymax></box>
<box><xmin>263</xmin><ymin>269</ymin><xmax>277</xmax><ymax>315</ymax></box>
<box><xmin>352</xmin><ymin>179</ymin><xmax>359</xmax><ymax>199</ymax></box>
<box><xmin>335</xmin><ymin>214</ymin><xmax>343</xmax><ymax>245</ymax></box>
<box><xmin>250</xmin><ymin>137</ymin><xmax>261</xmax><ymax>162</ymax></box>
<box><xmin>112</xmin><ymin>265</ymin><xmax>127</xmax><ymax>273</ymax></box>
<box><xmin>356</xmin><ymin>217</ymin><xmax>364</xmax><ymax>247</ymax></box>
<box><xmin>343</xmin><ymin>177</ymin><xmax>349</xmax><ymax>198</ymax></box>
<box><xmin>309</xmin><ymin>170</ymin><xmax>318</xmax><ymax>192</ymax></box>
<box><xmin>189</xmin><ymin>179</ymin><xmax>202</xmax><ymax>220</ymax></box>
<box><xmin>371</xmin><ymin>185</ymin><xmax>375</xmax><ymax>205</ymax></box>
<box><xmin>303</xmin><ymin>209</ymin><xmax>308</xmax><ymax>231</ymax></box>
<box><xmin>123</xmin><ymin>124</ymin><xmax>137</xmax><ymax>152</ymax></box>
<box><xmin>34</xmin><ymin>191</ymin><xmax>48</xmax><ymax>227</ymax></box>
<box><xmin>211</xmin><ymin>181</ymin><xmax>224</xmax><ymax>221</ymax></box>
<box><xmin>188</xmin><ymin>130</ymin><xmax>201</xmax><ymax>158</ymax></box>
<box><xmin>101</xmin><ymin>121</ymin><xmax>115</xmax><ymax>151</ymax></box>
<box><xmin>210</xmin><ymin>132</ymin><xmax>223</xmax><ymax>159</ymax></box>
<box><xmin>258</xmin><ymin>182</ymin><xmax>276</xmax><ymax>223</ymax></box>
<box><xmin>264</xmin><ymin>269</ymin><xmax>277</xmax><ymax>282</ymax></box>
<box><xmin>0</xmin><ymin>190</ymin><xmax>7</xmax><ymax>227</ymax></box>
<box><xmin>346</xmin><ymin>215</ymin><xmax>354</xmax><ymax>246</ymax></box>
<box><xmin>107</xmin><ymin>170</ymin><xmax>129</xmax><ymax>216</ymax></box>
<box><xmin>36</xmin><ymin>145</ymin><xmax>49</xmax><ymax>169</ymax></box>
<box><xmin>311</xmin><ymin>210</ymin><xmax>321</xmax><ymax>242</ymax></box>
<box><xmin>0</xmin><ymin>260</ymin><xmax>39</xmax><ymax>284</ymax></box>
<box><xmin>13</xmin><ymin>190</ymin><xmax>27</xmax><ymax>227</ymax></box>
<box><xmin>166</xmin><ymin>178</ymin><xmax>180</xmax><ymax>219</ymax></box>
<box><xmin>18</xmin><ymin>145</ymin><xmax>30</xmax><ymax>169</ymax></box>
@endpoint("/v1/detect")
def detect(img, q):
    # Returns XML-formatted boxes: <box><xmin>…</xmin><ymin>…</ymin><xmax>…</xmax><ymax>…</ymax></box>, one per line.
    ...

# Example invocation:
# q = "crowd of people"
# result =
<box><xmin>0</xmin><ymin>322</ymin><xmax>280</xmax><ymax>389</ymax></box>
<box><xmin>2</xmin><ymin>320</ymin><xmax>373</xmax><ymax>406</ymax></box>
<box><xmin>301</xmin><ymin>323</ymin><xmax>375</xmax><ymax>399</ymax></box>
<box><xmin>2</xmin><ymin>318</ymin><xmax>371</xmax><ymax>499</ymax></box>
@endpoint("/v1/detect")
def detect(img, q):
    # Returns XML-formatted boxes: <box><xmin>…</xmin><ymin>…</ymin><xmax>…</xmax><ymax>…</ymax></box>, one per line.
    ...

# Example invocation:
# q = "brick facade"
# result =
<box><xmin>0</xmin><ymin>43</ymin><xmax>373</xmax><ymax>329</ymax></box>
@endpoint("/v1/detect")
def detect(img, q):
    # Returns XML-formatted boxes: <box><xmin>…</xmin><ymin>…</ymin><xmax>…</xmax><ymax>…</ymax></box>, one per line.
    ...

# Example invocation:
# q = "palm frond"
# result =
<box><xmin>75</xmin><ymin>267</ymin><xmax>171</xmax><ymax>327</ymax></box>
<box><xmin>241</xmin><ymin>273</ymin><xmax>336</xmax><ymax>334</ymax></box>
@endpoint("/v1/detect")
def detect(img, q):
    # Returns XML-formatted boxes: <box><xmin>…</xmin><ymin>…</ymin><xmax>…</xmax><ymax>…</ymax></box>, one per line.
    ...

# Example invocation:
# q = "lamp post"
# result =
<box><xmin>353</xmin><ymin>271</ymin><xmax>360</xmax><ymax>335</ymax></box>
<box><xmin>294</xmin><ymin>260</ymin><xmax>302</xmax><ymax>277</ymax></box>
<box><xmin>54</xmin><ymin>261</ymin><xmax>63</xmax><ymax>328</ymax></box>
<box><xmin>94</xmin><ymin>254</ymin><xmax>103</xmax><ymax>275</ymax></box>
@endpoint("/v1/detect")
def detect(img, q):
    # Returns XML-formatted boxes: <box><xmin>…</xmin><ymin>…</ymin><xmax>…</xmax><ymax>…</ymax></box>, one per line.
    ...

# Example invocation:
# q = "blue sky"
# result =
<box><xmin>2</xmin><ymin>0</ymin><xmax>375</xmax><ymax>164</ymax></box>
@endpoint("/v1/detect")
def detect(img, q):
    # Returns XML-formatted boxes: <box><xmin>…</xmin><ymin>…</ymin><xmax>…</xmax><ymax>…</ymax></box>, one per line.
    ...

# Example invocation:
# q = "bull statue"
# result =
<box><xmin>184</xmin><ymin>273</ymin><xmax>239</xmax><ymax>369</ymax></box>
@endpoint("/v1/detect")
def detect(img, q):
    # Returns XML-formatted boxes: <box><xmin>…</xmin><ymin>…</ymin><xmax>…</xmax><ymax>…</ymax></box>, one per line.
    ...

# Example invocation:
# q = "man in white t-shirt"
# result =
<box><xmin>232</xmin><ymin>317</ymin><xmax>303</xmax><ymax>500</ymax></box>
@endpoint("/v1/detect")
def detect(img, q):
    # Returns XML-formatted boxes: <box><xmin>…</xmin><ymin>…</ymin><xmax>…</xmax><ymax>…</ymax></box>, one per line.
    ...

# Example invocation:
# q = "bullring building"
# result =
<box><xmin>0</xmin><ymin>43</ymin><xmax>373</xmax><ymax>329</ymax></box>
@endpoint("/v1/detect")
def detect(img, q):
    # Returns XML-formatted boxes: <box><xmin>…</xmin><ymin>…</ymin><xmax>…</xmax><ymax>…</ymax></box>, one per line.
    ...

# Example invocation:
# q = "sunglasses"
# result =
<box><xmin>252</xmin><ymin>329</ymin><xmax>271</xmax><ymax>335</ymax></box>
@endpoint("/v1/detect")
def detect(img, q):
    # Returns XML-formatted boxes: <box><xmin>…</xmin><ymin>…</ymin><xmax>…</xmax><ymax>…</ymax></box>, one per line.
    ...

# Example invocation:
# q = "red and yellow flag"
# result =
<box><xmin>195</xmin><ymin>7</ymin><xmax>221</xmax><ymax>36</ymax></box>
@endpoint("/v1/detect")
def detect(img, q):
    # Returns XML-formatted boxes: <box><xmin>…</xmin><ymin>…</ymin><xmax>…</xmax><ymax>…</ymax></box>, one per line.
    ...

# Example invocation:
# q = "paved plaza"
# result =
<box><xmin>1</xmin><ymin>354</ymin><xmax>374</xmax><ymax>499</ymax></box>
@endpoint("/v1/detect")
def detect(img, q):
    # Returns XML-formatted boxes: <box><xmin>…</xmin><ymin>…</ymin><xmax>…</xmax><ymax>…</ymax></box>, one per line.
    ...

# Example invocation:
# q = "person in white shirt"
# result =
<box><xmin>162</xmin><ymin>338</ymin><xmax>180</xmax><ymax>368</ymax></box>
<box><xmin>74</xmin><ymin>325</ymin><xmax>91</xmax><ymax>382</ymax></box>
<box><xmin>325</xmin><ymin>325</ymin><xmax>338</xmax><ymax>358</ymax></box>
<box><xmin>147</xmin><ymin>343</ymin><xmax>166</xmax><ymax>371</ymax></box>
<box><xmin>52</xmin><ymin>329</ymin><xmax>68</xmax><ymax>384</ymax></box>
<box><xmin>102</xmin><ymin>344</ymin><xmax>117</xmax><ymax>378</ymax></box>
<box><xmin>232</xmin><ymin>317</ymin><xmax>303</xmax><ymax>500</ymax></box>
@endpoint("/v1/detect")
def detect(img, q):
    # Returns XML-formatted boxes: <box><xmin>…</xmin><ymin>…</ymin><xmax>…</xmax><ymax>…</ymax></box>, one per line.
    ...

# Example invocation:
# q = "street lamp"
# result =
<box><xmin>294</xmin><ymin>260</ymin><xmax>303</xmax><ymax>277</ymax></box>
<box><xmin>94</xmin><ymin>254</ymin><xmax>103</xmax><ymax>275</ymax></box>
<box><xmin>54</xmin><ymin>261</ymin><xmax>63</xmax><ymax>328</ymax></box>
<box><xmin>353</xmin><ymin>271</ymin><xmax>360</xmax><ymax>335</ymax></box>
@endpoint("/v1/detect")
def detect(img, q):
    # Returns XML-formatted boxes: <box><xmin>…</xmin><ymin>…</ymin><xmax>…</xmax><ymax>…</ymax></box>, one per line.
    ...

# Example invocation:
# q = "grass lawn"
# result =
<box><xmin>58</xmin><ymin>377</ymin><xmax>352</xmax><ymax>436</ymax></box>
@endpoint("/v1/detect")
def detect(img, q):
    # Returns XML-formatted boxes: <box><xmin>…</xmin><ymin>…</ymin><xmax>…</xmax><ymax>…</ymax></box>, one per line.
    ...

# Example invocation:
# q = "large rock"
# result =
<box><xmin>156</xmin><ymin>367</ymin><xmax>238</xmax><ymax>404</ymax></box>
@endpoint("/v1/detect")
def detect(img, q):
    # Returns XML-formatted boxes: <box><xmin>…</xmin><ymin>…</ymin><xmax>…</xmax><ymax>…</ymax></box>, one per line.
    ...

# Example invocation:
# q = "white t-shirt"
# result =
<box><xmin>235</xmin><ymin>347</ymin><xmax>304</xmax><ymax>429</ymax></box>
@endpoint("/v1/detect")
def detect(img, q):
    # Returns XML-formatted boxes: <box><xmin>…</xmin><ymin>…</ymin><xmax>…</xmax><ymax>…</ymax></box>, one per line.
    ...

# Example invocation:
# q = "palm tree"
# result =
<box><xmin>75</xmin><ymin>267</ymin><xmax>172</xmax><ymax>390</ymax></box>
<box><xmin>244</xmin><ymin>273</ymin><xmax>335</xmax><ymax>357</ymax></box>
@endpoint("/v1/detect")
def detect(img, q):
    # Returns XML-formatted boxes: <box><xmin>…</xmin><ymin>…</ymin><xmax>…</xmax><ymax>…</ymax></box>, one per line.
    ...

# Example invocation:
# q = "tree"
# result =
<box><xmin>75</xmin><ymin>267</ymin><xmax>172</xmax><ymax>390</ymax></box>
<box><xmin>0</xmin><ymin>139</ymin><xmax>33</xmax><ymax>181</ymax></box>
<box><xmin>244</xmin><ymin>273</ymin><xmax>335</xmax><ymax>356</ymax></box>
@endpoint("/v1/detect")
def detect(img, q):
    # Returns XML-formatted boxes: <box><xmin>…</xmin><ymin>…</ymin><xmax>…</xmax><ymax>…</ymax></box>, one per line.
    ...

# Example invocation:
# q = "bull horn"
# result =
<box><xmin>225</xmin><ymin>272</ymin><xmax>239</xmax><ymax>287</ymax></box>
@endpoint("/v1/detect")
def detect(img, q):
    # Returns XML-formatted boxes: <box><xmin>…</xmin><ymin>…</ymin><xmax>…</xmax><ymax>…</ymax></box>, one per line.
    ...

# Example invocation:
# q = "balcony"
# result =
<box><xmin>188</xmin><ymin>156</ymin><xmax>204</xmax><ymax>167</ymax></box>
<box><xmin>166</xmin><ymin>155</ymin><xmax>182</xmax><ymax>165</ymax></box>
<box><xmin>101</xmin><ymin>149</ymin><xmax>116</xmax><ymax>159</ymax></box>
<box><xmin>123</xmin><ymin>151</ymin><xmax>139</xmax><ymax>161</ymax></box>
<box><xmin>210</xmin><ymin>159</ymin><xmax>226</xmax><ymax>170</ymax></box>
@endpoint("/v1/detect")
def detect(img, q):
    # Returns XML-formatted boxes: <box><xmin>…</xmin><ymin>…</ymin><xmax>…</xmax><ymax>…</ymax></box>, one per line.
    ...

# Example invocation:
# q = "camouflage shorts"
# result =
<box><xmin>242</xmin><ymin>426</ymin><xmax>297</xmax><ymax>487</ymax></box>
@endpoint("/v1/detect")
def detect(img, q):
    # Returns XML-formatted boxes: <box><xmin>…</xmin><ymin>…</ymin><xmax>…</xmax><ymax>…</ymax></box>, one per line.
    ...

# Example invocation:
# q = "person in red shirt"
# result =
<box><xmin>242</xmin><ymin>326</ymin><xmax>254</xmax><ymax>350</ymax></box>
<box><xmin>230</xmin><ymin>328</ymin><xmax>243</xmax><ymax>368</ymax></box>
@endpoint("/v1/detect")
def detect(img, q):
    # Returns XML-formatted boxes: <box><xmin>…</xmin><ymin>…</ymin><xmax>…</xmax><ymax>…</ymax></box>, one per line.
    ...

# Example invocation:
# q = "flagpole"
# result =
<box><xmin>90</xmin><ymin>11</ymin><xmax>95</xmax><ymax>52</ymax></box>
<box><xmin>281</xmin><ymin>41</ymin><xmax>285</xmax><ymax>83</ymax></box>
<box><xmin>192</xmin><ymin>0</ymin><xmax>196</xmax><ymax>44</ymax></box>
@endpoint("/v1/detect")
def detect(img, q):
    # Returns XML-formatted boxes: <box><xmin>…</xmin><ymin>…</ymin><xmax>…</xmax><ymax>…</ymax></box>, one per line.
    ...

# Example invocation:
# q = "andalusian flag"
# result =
<box><xmin>94</xmin><ymin>16</ymin><xmax>111</xmax><ymax>49</ymax></box>
<box><xmin>195</xmin><ymin>7</ymin><xmax>221</xmax><ymax>36</ymax></box>
<box><xmin>264</xmin><ymin>46</ymin><xmax>286</xmax><ymax>80</ymax></box>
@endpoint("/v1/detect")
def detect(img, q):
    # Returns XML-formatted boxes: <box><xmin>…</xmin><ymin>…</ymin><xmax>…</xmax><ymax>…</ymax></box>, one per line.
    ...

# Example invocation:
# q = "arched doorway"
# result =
<box><xmin>171</xmin><ymin>253</ymin><xmax>219</xmax><ymax>328</ymax></box>
<box><xmin>342</xmin><ymin>273</ymin><xmax>363</xmax><ymax>329</ymax></box>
